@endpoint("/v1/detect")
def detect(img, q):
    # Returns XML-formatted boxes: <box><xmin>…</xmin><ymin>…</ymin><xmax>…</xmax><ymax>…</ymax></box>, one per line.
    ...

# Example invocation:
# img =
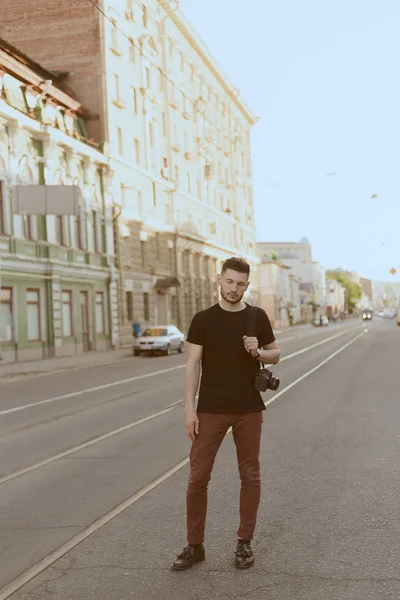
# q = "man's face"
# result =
<box><xmin>217</xmin><ymin>269</ymin><xmax>250</xmax><ymax>305</ymax></box>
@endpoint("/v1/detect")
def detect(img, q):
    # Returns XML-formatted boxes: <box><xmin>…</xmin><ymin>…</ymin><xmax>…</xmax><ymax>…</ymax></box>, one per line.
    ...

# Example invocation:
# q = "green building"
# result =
<box><xmin>0</xmin><ymin>39</ymin><xmax>119</xmax><ymax>362</ymax></box>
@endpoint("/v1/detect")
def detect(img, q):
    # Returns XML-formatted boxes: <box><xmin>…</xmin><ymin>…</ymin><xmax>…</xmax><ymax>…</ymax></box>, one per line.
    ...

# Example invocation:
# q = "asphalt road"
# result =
<box><xmin>0</xmin><ymin>318</ymin><xmax>399</xmax><ymax>600</ymax></box>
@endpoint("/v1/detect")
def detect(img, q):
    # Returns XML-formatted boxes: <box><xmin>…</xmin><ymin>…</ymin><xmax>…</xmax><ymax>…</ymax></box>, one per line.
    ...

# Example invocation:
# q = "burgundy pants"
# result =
<box><xmin>186</xmin><ymin>411</ymin><xmax>263</xmax><ymax>545</ymax></box>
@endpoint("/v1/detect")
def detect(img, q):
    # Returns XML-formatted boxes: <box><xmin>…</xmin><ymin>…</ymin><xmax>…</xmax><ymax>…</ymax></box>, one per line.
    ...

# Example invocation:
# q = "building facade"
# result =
<box><xmin>360</xmin><ymin>277</ymin><xmax>373</xmax><ymax>310</ymax></box>
<box><xmin>0</xmin><ymin>40</ymin><xmax>118</xmax><ymax>362</ymax></box>
<box><xmin>0</xmin><ymin>0</ymin><xmax>260</xmax><ymax>342</ymax></box>
<box><xmin>257</xmin><ymin>238</ymin><xmax>326</xmax><ymax>321</ymax></box>
<box><xmin>326</xmin><ymin>279</ymin><xmax>346</xmax><ymax>318</ymax></box>
<box><xmin>259</xmin><ymin>259</ymin><xmax>291</xmax><ymax>329</ymax></box>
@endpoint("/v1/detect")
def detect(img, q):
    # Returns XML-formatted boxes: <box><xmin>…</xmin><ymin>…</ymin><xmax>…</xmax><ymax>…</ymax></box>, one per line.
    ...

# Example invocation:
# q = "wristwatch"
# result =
<box><xmin>254</xmin><ymin>348</ymin><xmax>262</xmax><ymax>358</ymax></box>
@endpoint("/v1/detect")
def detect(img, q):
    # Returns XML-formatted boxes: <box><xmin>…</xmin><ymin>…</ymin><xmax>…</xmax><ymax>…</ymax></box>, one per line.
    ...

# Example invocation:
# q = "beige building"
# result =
<box><xmin>259</xmin><ymin>257</ymin><xmax>302</xmax><ymax>329</ymax></box>
<box><xmin>1</xmin><ymin>0</ymin><xmax>260</xmax><ymax>341</ymax></box>
<box><xmin>326</xmin><ymin>279</ymin><xmax>346</xmax><ymax>318</ymax></box>
<box><xmin>258</xmin><ymin>238</ymin><xmax>326</xmax><ymax>319</ymax></box>
<box><xmin>259</xmin><ymin>259</ymin><xmax>291</xmax><ymax>330</ymax></box>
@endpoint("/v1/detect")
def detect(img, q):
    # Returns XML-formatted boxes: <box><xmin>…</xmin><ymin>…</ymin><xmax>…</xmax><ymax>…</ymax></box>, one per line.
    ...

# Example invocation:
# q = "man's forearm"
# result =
<box><xmin>185</xmin><ymin>362</ymin><xmax>201</xmax><ymax>411</ymax></box>
<box><xmin>257</xmin><ymin>348</ymin><xmax>280</xmax><ymax>365</ymax></box>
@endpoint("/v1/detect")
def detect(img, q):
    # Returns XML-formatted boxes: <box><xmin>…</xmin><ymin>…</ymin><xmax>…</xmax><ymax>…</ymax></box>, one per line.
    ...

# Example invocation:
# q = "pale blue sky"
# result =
<box><xmin>180</xmin><ymin>0</ymin><xmax>400</xmax><ymax>282</ymax></box>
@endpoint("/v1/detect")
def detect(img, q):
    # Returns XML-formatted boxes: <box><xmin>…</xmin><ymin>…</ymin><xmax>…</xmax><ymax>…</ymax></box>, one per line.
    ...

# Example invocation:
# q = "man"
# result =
<box><xmin>172</xmin><ymin>257</ymin><xmax>280</xmax><ymax>571</ymax></box>
<box><xmin>132</xmin><ymin>318</ymin><xmax>141</xmax><ymax>339</ymax></box>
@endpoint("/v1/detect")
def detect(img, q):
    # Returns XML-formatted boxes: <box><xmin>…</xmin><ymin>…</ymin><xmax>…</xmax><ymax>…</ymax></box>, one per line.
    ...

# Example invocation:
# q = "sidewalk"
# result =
<box><xmin>0</xmin><ymin>346</ymin><xmax>133</xmax><ymax>380</ymax></box>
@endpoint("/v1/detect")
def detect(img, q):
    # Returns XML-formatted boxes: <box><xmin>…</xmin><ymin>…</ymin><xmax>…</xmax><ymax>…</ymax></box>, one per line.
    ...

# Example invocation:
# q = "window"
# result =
<box><xmin>144</xmin><ymin>292</ymin><xmax>150</xmax><ymax>321</ymax></box>
<box><xmin>92</xmin><ymin>210</ymin><xmax>99</xmax><ymax>252</ymax></box>
<box><xmin>95</xmin><ymin>292</ymin><xmax>105</xmax><ymax>334</ymax></box>
<box><xmin>111</xmin><ymin>28</ymin><xmax>120</xmax><ymax>53</ymax></box>
<box><xmin>117</xmin><ymin>128</ymin><xmax>123</xmax><ymax>155</ymax></box>
<box><xmin>155</xmin><ymin>232</ymin><xmax>161</xmax><ymax>260</ymax></box>
<box><xmin>0</xmin><ymin>287</ymin><xmax>13</xmax><ymax>342</ymax></box>
<box><xmin>142</xmin><ymin>4</ymin><xmax>148</xmax><ymax>28</ymax></box>
<box><xmin>126</xmin><ymin>291</ymin><xmax>133</xmax><ymax>322</ymax></box>
<box><xmin>140</xmin><ymin>240</ymin><xmax>146</xmax><ymax>268</ymax></box>
<box><xmin>0</xmin><ymin>181</ymin><xmax>5</xmax><ymax>234</ymax></box>
<box><xmin>74</xmin><ymin>213</ymin><xmax>85</xmax><ymax>249</ymax></box>
<box><xmin>145</xmin><ymin>67</ymin><xmax>151</xmax><ymax>89</ymax></box>
<box><xmin>134</xmin><ymin>139</ymin><xmax>140</xmax><ymax>165</ymax></box>
<box><xmin>180</xmin><ymin>51</ymin><xmax>185</xmax><ymax>72</ymax></box>
<box><xmin>113</xmin><ymin>73</ymin><xmax>120</xmax><ymax>100</ymax></box>
<box><xmin>149</xmin><ymin>122</ymin><xmax>154</xmax><ymax>148</ymax></box>
<box><xmin>187</xmin><ymin>173</ymin><xmax>191</xmax><ymax>194</ymax></box>
<box><xmin>126</xmin><ymin>0</ymin><xmax>134</xmax><ymax>18</ymax></box>
<box><xmin>162</xmin><ymin>113</ymin><xmax>166</xmax><ymax>136</ymax></box>
<box><xmin>27</xmin><ymin>289</ymin><xmax>41</xmax><ymax>341</ymax></box>
<box><xmin>171</xmin><ymin>295</ymin><xmax>177</xmax><ymax>321</ymax></box>
<box><xmin>131</xmin><ymin>87</ymin><xmax>138</xmax><ymax>114</ymax></box>
<box><xmin>130</xmin><ymin>44</ymin><xmax>136</xmax><ymax>63</ymax></box>
<box><xmin>56</xmin><ymin>215</ymin><xmax>66</xmax><ymax>246</ymax></box>
<box><xmin>169</xmin><ymin>247</ymin><xmax>174</xmax><ymax>272</ymax></box>
<box><xmin>62</xmin><ymin>290</ymin><xmax>73</xmax><ymax>337</ymax></box>
<box><xmin>174</xmin><ymin>166</ymin><xmax>179</xmax><ymax>186</ymax></box>
<box><xmin>152</xmin><ymin>182</ymin><xmax>157</xmax><ymax>207</ymax></box>
<box><xmin>24</xmin><ymin>215</ymin><xmax>33</xmax><ymax>241</ymax></box>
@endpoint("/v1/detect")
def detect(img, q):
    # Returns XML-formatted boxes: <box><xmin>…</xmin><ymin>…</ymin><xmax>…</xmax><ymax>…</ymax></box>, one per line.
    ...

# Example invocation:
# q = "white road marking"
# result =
<box><xmin>0</xmin><ymin>325</ymin><xmax>361</xmax><ymax>417</ymax></box>
<box><xmin>0</xmin><ymin>328</ymin><xmax>368</xmax><ymax>600</ymax></box>
<box><xmin>0</xmin><ymin>365</ymin><xmax>185</xmax><ymax>416</ymax></box>
<box><xmin>0</xmin><ymin>404</ymin><xmax>181</xmax><ymax>485</ymax></box>
<box><xmin>0</xmin><ymin>357</ymin><xmax>135</xmax><ymax>383</ymax></box>
<box><xmin>264</xmin><ymin>329</ymin><xmax>368</xmax><ymax>408</ymax></box>
<box><xmin>277</xmin><ymin>325</ymin><xmax>361</xmax><ymax>364</ymax></box>
<box><xmin>0</xmin><ymin>457</ymin><xmax>190</xmax><ymax>600</ymax></box>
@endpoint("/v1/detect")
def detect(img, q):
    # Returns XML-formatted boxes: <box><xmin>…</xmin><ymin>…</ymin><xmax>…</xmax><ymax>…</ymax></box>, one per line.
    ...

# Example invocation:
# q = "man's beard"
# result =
<box><xmin>220</xmin><ymin>289</ymin><xmax>243</xmax><ymax>305</ymax></box>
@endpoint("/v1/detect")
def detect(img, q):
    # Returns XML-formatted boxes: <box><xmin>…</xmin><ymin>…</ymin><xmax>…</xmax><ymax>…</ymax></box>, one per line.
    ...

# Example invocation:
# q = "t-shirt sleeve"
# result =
<box><xmin>186</xmin><ymin>312</ymin><xmax>205</xmax><ymax>346</ymax></box>
<box><xmin>257</xmin><ymin>309</ymin><xmax>275</xmax><ymax>346</ymax></box>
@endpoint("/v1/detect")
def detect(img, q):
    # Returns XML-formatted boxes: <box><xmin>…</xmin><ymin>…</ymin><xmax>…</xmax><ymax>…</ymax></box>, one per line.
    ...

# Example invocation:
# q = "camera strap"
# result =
<box><xmin>246</xmin><ymin>305</ymin><xmax>264</xmax><ymax>369</ymax></box>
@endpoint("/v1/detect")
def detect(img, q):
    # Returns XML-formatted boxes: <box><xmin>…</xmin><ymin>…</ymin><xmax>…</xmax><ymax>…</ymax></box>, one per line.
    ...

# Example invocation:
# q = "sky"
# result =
<box><xmin>179</xmin><ymin>0</ymin><xmax>400</xmax><ymax>283</ymax></box>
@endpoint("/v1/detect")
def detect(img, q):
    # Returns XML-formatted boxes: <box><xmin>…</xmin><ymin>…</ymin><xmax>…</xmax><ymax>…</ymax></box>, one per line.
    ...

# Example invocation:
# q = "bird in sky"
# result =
<box><xmin>371</xmin><ymin>194</ymin><xmax>378</xmax><ymax>199</ymax></box>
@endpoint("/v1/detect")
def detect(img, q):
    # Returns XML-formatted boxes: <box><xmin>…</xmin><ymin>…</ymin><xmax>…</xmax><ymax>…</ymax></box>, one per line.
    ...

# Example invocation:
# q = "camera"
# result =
<box><xmin>255</xmin><ymin>368</ymin><xmax>280</xmax><ymax>392</ymax></box>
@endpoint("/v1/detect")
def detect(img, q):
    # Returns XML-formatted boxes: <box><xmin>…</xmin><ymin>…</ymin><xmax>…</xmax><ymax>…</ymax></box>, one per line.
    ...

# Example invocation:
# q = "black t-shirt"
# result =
<box><xmin>187</xmin><ymin>303</ymin><xmax>275</xmax><ymax>414</ymax></box>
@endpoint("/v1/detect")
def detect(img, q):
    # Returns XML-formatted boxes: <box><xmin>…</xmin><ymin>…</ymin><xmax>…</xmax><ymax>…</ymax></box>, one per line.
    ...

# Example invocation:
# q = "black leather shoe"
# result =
<box><xmin>235</xmin><ymin>542</ymin><xmax>254</xmax><ymax>569</ymax></box>
<box><xmin>172</xmin><ymin>544</ymin><xmax>205</xmax><ymax>570</ymax></box>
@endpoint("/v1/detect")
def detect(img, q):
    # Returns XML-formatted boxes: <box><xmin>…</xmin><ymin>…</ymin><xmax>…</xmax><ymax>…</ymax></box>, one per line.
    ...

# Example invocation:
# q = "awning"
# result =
<box><xmin>154</xmin><ymin>277</ymin><xmax>180</xmax><ymax>289</ymax></box>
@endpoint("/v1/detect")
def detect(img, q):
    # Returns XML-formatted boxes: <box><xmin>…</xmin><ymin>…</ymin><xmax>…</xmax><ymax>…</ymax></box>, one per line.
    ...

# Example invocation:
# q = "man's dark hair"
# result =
<box><xmin>221</xmin><ymin>257</ymin><xmax>250</xmax><ymax>277</ymax></box>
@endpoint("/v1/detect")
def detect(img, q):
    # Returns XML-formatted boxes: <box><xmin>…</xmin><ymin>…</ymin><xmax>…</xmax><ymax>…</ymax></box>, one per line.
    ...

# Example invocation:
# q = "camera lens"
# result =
<box><xmin>270</xmin><ymin>377</ymin><xmax>280</xmax><ymax>391</ymax></box>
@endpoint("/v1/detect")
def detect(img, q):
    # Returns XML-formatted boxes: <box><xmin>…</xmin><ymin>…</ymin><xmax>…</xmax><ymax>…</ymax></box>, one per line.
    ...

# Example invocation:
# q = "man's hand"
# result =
<box><xmin>243</xmin><ymin>335</ymin><xmax>259</xmax><ymax>357</ymax></box>
<box><xmin>185</xmin><ymin>409</ymin><xmax>200</xmax><ymax>441</ymax></box>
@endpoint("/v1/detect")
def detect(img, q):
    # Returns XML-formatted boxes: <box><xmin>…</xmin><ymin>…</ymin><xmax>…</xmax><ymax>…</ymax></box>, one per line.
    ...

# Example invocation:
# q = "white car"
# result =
<box><xmin>134</xmin><ymin>326</ymin><xmax>185</xmax><ymax>356</ymax></box>
<box><xmin>313</xmin><ymin>316</ymin><xmax>329</xmax><ymax>327</ymax></box>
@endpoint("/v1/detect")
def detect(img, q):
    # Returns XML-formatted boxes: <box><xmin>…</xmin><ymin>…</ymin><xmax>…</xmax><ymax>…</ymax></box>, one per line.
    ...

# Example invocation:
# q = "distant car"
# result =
<box><xmin>362</xmin><ymin>310</ymin><xmax>372</xmax><ymax>321</ymax></box>
<box><xmin>313</xmin><ymin>316</ymin><xmax>329</xmax><ymax>327</ymax></box>
<box><xmin>133</xmin><ymin>325</ymin><xmax>185</xmax><ymax>356</ymax></box>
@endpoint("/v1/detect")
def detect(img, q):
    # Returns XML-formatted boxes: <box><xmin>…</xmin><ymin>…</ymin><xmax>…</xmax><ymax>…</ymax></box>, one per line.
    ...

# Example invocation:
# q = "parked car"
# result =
<box><xmin>313</xmin><ymin>316</ymin><xmax>329</xmax><ymax>327</ymax></box>
<box><xmin>133</xmin><ymin>326</ymin><xmax>185</xmax><ymax>356</ymax></box>
<box><xmin>396</xmin><ymin>313</ymin><xmax>400</xmax><ymax>327</ymax></box>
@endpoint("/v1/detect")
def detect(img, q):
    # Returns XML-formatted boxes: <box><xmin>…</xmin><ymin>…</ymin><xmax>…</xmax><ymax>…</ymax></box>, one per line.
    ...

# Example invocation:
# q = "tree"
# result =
<box><xmin>326</xmin><ymin>270</ymin><xmax>362</xmax><ymax>313</ymax></box>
